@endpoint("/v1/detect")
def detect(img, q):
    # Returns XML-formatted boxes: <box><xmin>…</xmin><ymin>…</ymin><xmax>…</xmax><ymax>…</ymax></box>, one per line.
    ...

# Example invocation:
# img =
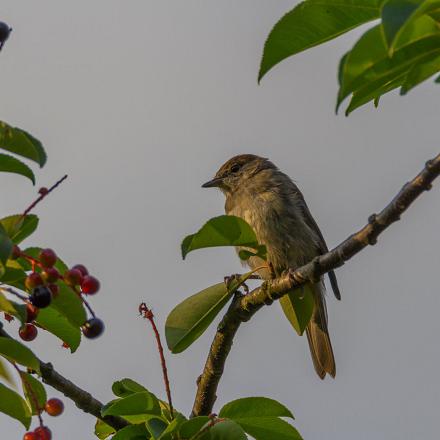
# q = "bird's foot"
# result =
<box><xmin>224</xmin><ymin>274</ymin><xmax>249</xmax><ymax>294</ymax></box>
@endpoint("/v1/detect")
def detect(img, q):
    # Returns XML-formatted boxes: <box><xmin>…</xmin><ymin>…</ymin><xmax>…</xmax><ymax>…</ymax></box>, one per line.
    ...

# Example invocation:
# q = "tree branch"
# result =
<box><xmin>0</xmin><ymin>325</ymin><xmax>128</xmax><ymax>431</ymax></box>
<box><xmin>191</xmin><ymin>152</ymin><xmax>440</xmax><ymax>417</ymax></box>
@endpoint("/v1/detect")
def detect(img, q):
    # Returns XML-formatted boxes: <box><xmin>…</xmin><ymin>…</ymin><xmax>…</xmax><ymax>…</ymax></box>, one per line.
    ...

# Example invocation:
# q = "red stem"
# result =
<box><xmin>139</xmin><ymin>303</ymin><xmax>174</xmax><ymax>420</ymax></box>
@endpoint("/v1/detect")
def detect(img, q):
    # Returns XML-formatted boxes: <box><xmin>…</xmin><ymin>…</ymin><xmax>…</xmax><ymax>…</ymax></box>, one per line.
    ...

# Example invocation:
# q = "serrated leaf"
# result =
<box><xmin>179</xmin><ymin>416</ymin><xmax>210</xmax><ymax>438</ymax></box>
<box><xmin>279</xmin><ymin>285</ymin><xmax>315</xmax><ymax>336</ymax></box>
<box><xmin>0</xmin><ymin>215</ymin><xmax>39</xmax><ymax>245</ymax></box>
<box><xmin>182</xmin><ymin>215</ymin><xmax>259</xmax><ymax>259</ymax></box>
<box><xmin>0</xmin><ymin>291</ymin><xmax>27</xmax><ymax>323</ymax></box>
<box><xmin>219</xmin><ymin>397</ymin><xmax>294</xmax><ymax>420</ymax></box>
<box><xmin>0</xmin><ymin>337</ymin><xmax>40</xmax><ymax>372</ymax></box>
<box><xmin>112</xmin><ymin>424</ymin><xmax>150</xmax><ymax>440</ymax></box>
<box><xmin>0</xmin><ymin>382</ymin><xmax>32</xmax><ymax>428</ymax></box>
<box><xmin>20</xmin><ymin>372</ymin><xmax>46</xmax><ymax>415</ymax></box>
<box><xmin>102</xmin><ymin>392</ymin><xmax>161</xmax><ymax>418</ymax></box>
<box><xmin>0</xmin><ymin>121</ymin><xmax>46</xmax><ymax>167</ymax></box>
<box><xmin>36</xmin><ymin>307</ymin><xmax>81</xmax><ymax>352</ymax></box>
<box><xmin>112</xmin><ymin>378</ymin><xmax>148</xmax><ymax>397</ymax></box>
<box><xmin>94</xmin><ymin>418</ymin><xmax>115</xmax><ymax>439</ymax></box>
<box><xmin>165</xmin><ymin>273</ymin><xmax>253</xmax><ymax>354</ymax></box>
<box><xmin>259</xmin><ymin>0</ymin><xmax>381</xmax><ymax>81</ymax></box>
<box><xmin>0</xmin><ymin>153</ymin><xmax>35</xmax><ymax>184</ymax></box>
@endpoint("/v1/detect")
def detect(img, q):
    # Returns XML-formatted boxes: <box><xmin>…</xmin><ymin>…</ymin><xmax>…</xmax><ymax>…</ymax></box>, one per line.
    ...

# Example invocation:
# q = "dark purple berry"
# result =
<box><xmin>0</xmin><ymin>22</ymin><xmax>11</xmax><ymax>47</ymax></box>
<box><xmin>82</xmin><ymin>318</ymin><xmax>104</xmax><ymax>339</ymax></box>
<box><xmin>30</xmin><ymin>286</ymin><xmax>52</xmax><ymax>308</ymax></box>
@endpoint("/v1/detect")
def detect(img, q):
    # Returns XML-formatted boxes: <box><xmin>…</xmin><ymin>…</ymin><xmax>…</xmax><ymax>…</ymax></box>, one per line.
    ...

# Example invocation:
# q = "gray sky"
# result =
<box><xmin>1</xmin><ymin>1</ymin><xmax>440</xmax><ymax>439</ymax></box>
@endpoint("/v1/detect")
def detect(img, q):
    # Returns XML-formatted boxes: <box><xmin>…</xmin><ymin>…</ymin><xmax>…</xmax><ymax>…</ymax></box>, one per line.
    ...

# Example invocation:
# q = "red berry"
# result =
<box><xmin>19</xmin><ymin>324</ymin><xmax>38</xmax><ymax>341</ymax></box>
<box><xmin>11</xmin><ymin>245</ymin><xmax>21</xmax><ymax>260</ymax></box>
<box><xmin>25</xmin><ymin>303</ymin><xmax>39</xmax><ymax>322</ymax></box>
<box><xmin>48</xmin><ymin>283</ymin><xmax>60</xmax><ymax>297</ymax></box>
<box><xmin>34</xmin><ymin>426</ymin><xmax>52</xmax><ymax>440</ymax></box>
<box><xmin>23</xmin><ymin>432</ymin><xmax>37</xmax><ymax>440</ymax></box>
<box><xmin>25</xmin><ymin>272</ymin><xmax>44</xmax><ymax>290</ymax></box>
<box><xmin>64</xmin><ymin>268</ymin><xmax>83</xmax><ymax>286</ymax></box>
<box><xmin>39</xmin><ymin>248</ymin><xmax>57</xmax><ymax>268</ymax></box>
<box><xmin>62</xmin><ymin>342</ymin><xmax>70</xmax><ymax>349</ymax></box>
<box><xmin>71</xmin><ymin>264</ymin><xmax>88</xmax><ymax>277</ymax></box>
<box><xmin>42</xmin><ymin>267</ymin><xmax>60</xmax><ymax>283</ymax></box>
<box><xmin>82</xmin><ymin>317</ymin><xmax>104</xmax><ymax>339</ymax></box>
<box><xmin>38</xmin><ymin>187</ymin><xmax>49</xmax><ymax>195</ymax></box>
<box><xmin>81</xmin><ymin>275</ymin><xmax>100</xmax><ymax>295</ymax></box>
<box><xmin>4</xmin><ymin>313</ymin><xmax>14</xmax><ymax>322</ymax></box>
<box><xmin>45</xmin><ymin>397</ymin><xmax>64</xmax><ymax>416</ymax></box>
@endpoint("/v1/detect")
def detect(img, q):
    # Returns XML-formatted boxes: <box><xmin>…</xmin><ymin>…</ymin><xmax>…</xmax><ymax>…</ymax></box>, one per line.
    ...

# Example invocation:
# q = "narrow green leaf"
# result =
<box><xmin>235</xmin><ymin>417</ymin><xmax>302</xmax><ymax>440</ymax></box>
<box><xmin>94</xmin><ymin>418</ymin><xmax>115</xmax><ymax>439</ymax></box>
<box><xmin>112</xmin><ymin>424</ymin><xmax>150</xmax><ymax>440</ymax></box>
<box><xmin>0</xmin><ymin>121</ymin><xmax>46</xmax><ymax>167</ymax></box>
<box><xmin>101</xmin><ymin>392</ymin><xmax>161</xmax><ymax>418</ymax></box>
<box><xmin>182</xmin><ymin>215</ymin><xmax>259</xmax><ymax>259</ymax></box>
<box><xmin>0</xmin><ymin>382</ymin><xmax>32</xmax><ymax>428</ymax></box>
<box><xmin>0</xmin><ymin>215</ymin><xmax>39</xmax><ymax>245</ymax></box>
<box><xmin>279</xmin><ymin>285</ymin><xmax>315</xmax><ymax>336</ymax></box>
<box><xmin>0</xmin><ymin>337</ymin><xmax>40</xmax><ymax>372</ymax></box>
<box><xmin>259</xmin><ymin>0</ymin><xmax>381</xmax><ymax>81</ymax></box>
<box><xmin>179</xmin><ymin>416</ymin><xmax>210</xmax><ymax>438</ymax></box>
<box><xmin>0</xmin><ymin>153</ymin><xmax>35</xmax><ymax>184</ymax></box>
<box><xmin>0</xmin><ymin>292</ymin><xmax>27</xmax><ymax>323</ymax></box>
<box><xmin>36</xmin><ymin>307</ymin><xmax>81</xmax><ymax>353</ymax></box>
<box><xmin>20</xmin><ymin>372</ymin><xmax>47</xmax><ymax>415</ymax></box>
<box><xmin>219</xmin><ymin>397</ymin><xmax>294</xmax><ymax>420</ymax></box>
<box><xmin>112</xmin><ymin>378</ymin><xmax>148</xmax><ymax>397</ymax></box>
<box><xmin>165</xmin><ymin>273</ymin><xmax>253</xmax><ymax>354</ymax></box>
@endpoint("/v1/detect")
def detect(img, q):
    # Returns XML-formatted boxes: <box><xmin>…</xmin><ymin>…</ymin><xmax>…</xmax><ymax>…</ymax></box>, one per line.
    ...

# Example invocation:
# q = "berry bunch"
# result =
<box><xmin>10</xmin><ymin>247</ymin><xmax>105</xmax><ymax>340</ymax></box>
<box><xmin>22</xmin><ymin>397</ymin><xmax>64</xmax><ymax>439</ymax></box>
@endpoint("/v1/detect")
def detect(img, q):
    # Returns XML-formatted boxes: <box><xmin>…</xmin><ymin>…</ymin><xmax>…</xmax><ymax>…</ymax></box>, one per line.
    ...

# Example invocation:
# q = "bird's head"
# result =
<box><xmin>202</xmin><ymin>154</ymin><xmax>275</xmax><ymax>195</ymax></box>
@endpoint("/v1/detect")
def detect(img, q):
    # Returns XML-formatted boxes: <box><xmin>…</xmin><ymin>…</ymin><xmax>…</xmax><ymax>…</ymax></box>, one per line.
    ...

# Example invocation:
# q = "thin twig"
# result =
<box><xmin>139</xmin><ymin>303</ymin><xmax>174</xmax><ymax>420</ymax></box>
<box><xmin>191</xmin><ymin>152</ymin><xmax>440</xmax><ymax>417</ymax></box>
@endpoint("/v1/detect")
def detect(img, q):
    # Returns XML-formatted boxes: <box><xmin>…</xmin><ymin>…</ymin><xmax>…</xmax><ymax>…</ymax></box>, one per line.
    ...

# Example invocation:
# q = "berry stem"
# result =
<box><xmin>71</xmin><ymin>286</ymin><xmax>96</xmax><ymax>318</ymax></box>
<box><xmin>139</xmin><ymin>303</ymin><xmax>174</xmax><ymax>420</ymax></box>
<box><xmin>20</xmin><ymin>174</ymin><xmax>68</xmax><ymax>220</ymax></box>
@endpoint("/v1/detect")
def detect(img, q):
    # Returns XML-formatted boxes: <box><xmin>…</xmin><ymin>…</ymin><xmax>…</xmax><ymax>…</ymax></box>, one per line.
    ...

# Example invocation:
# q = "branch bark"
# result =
<box><xmin>191</xmin><ymin>152</ymin><xmax>440</xmax><ymax>417</ymax></box>
<box><xmin>0</xmin><ymin>325</ymin><xmax>128</xmax><ymax>431</ymax></box>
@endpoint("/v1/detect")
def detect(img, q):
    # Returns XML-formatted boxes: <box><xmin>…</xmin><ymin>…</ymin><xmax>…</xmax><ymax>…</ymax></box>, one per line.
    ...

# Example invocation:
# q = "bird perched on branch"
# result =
<box><xmin>202</xmin><ymin>154</ymin><xmax>340</xmax><ymax>379</ymax></box>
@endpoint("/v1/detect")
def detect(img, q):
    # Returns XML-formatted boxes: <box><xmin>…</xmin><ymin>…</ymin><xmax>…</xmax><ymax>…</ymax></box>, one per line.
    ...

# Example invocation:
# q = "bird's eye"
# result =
<box><xmin>230</xmin><ymin>164</ymin><xmax>241</xmax><ymax>173</ymax></box>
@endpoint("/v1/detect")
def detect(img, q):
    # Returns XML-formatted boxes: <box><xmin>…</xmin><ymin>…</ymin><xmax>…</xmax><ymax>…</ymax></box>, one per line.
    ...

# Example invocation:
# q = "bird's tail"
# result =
<box><xmin>306</xmin><ymin>282</ymin><xmax>336</xmax><ymax>379</ymax></box>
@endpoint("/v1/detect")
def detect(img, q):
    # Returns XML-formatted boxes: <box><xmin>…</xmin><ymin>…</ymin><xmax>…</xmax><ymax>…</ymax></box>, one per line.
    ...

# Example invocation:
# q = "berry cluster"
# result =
<box><xmin>22</xmin><ymin>398</ymin><xmax>64</xmax><ymax>440</ymax></box>
<box><xmin>9</xmin><ymin>247</ymin><xmax>104</xmax><ymax>340</ymax></box>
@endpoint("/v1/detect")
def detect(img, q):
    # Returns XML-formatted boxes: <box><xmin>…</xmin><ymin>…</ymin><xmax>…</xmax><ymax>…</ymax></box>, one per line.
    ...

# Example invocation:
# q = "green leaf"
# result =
<box><xmin>401</xmin><ymin>52</ymin><xmax>440</xmax><ymax>93</ymax></box>
<box><xmin>0</xmin><ymin>357</ymin><xmax>14</xmax><ymax>386</ymax></box>
<box><xmin>165</xmin><ymin>273</ymin><xmax>253</xmax><ymax>354</ymax></box>
<box><xmin>0</xmin><ymin>382</ymin><xmax>32</xmax><ymax>428</ymax></box>
<box><xmin>20</xmin><ymin>372</ymin><xmax>47</xmax><ymax>415</ymax></box>
<box><xmin>145</xmin><ymin>416</ymin><xmax>169</xmax><ymax>439</ymax></box>
<box><xmin>0</xmin><ymin>292</ymin><xmax>27</xmax><ymax>323</ymax></box>
<box><xmin>219</xmin><ymin>397</ymin><xmax>294</xmax><ymax>420</ymax></box>
<box><xmin>182</xmin><ymin>215</ymin><xmax>259</xmax><ymax>259</ymax></box>
<box><xmin>201</xmin><ymin>420</ymin><xmax>247</xmax><ymax>440</ymax></box>
<box><xmin>279</xmin><ymin>285</ymin><xmax>315</xmax><ymax>336</ymax></box>
<box><xmin>50</xmin><ymin>282</ymin><xmax>87</xmax><ymax>328</ymax></box>
<box><xmin>0</xmin><ymin>121</ymin><xmax>46</xmax><ymax>167</ymax></box>
<box><xmin>0</xmin><ymin>215</ymin><xmax>39</xmax><ymax>245</ymax></box>
<box><xmin>0</xmin><ymin>153</ymin><xmax>35</xmax><ymax>184</ymax></box>
<box><xmin>157</xmin><ymin>415</ymin><xmax>186</xmax><ymax>440</ymax></box>
<box><xmin>381</xmin><ymin>0</ymin><xmax>440</xmax><ymax>53</ymax></box>
<box><xmin>95</xmin><ymin>419</ymin><xmax>116</xmax><ymax>439</ymax></box>
<box><xmin>0</xmin><ymin>223</ymin><xmax>13</xmax><ymax>277</ymax></box>
<box><xmin>238</xmin><ymin>244</ymin><xmax>267</xmax><ymax>262</ymax></box>
<box><xmin>259</xmin><ymin>0</ymin><xmax>381</xmax><ymax>81</ymax></box>
<box><xmin>112</xmin><ymin>424</ymin><xmax>150</xmax><ymax>440</ymax></box>
<box><xmin>18</xmin><ymin>246</ymin><xmax>68</xmax><ymax>273</ymax></box>
<box><xmin>112</xmin><ymin>378</ymin><xmax>148</xmax><ymax>397</ymax></box>
<box><xmin>101</xmin><ymin>392</ymin><xmax>161</xmax><ymax>418</ymax></box>
<box><xmin>179</xmin><ymin>416</ymin><xmax>210</xmax><ymax>438</ymax></box>
<box><xmin>0</xmin><ymin>267</ymin><xmax>27</xmax><ymax>287</ymax></box>
<box><xmin>35</xmin><ymin>307</ymin><xmax>81</xmax><ymax>352</ymax></box>
<box><xmin>0</xmin><ymin>337</ymin><xmax>40</xmax><ymax>372</ymax></box>
<box><xmin>234</xmin><ymin>417</ymin><xmax>302</xmax><ymax>440</ymax></box>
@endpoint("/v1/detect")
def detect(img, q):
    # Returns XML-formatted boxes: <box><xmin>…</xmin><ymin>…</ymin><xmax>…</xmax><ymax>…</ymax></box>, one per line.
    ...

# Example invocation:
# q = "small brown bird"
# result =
<box><xmin>202</xmin><ymin>154</ymin><xmax>340</xmax><ymax>379</ymax></box>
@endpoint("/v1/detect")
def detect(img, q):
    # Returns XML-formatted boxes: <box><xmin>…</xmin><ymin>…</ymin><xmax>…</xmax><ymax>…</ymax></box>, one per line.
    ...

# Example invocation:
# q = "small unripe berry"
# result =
<box><xmin>42</xmin><ymin>267</ymin><xmax>60</xmax><ymax>283</ymax></box>
<box><xmin>34</xmin><ymin>426</ymin><xmax>52</xmax><ymax>440</ymax></box>
<box><xmin>45</xmin><ymin>397</ymin><xmax>64</xmax><ymax>416</ymax></box>
<box><xmin>4</xmin><ymin>313</ymin><xmax>14</xmax><ymax>322</ymax></box>
<box><xmin>23</xmin><ymin>432</ymin><xmax>37</xmax><ymax>440</ymax></box>
<box><xmin>39</xmin><ymin>248</ymin><xmax>57</xmax><ymax>268</ymax></box>
<box><xmin>82</xmin><ymin>317</ymin><xmax>104</xmax><ymax>339</ymax></box>
<box><xmin>71</xmin><ymin>264</ymin><xmax>88</xmax><ymax>277</ymax></box>
<box><xmin>81</xmin><ymin>275</ymin><xmax>100</xmax><ymax>295</ymax></box>
<box><xmin>25</xmin><ymin>303</ymin><xmax>39</xmax><ymax>322</ymax></box>
<box><xmin>38</xmin><ymin>187</ymin><xmax>49</xmax><ymax>195</ymax></box>
<box><xmin>19</xmin><ymin>324</ymin><xmax>38</xmax><ymax>341</ymax></box>
<box><xmin>25</xmin><ymin>272</ymin><xmax>44</xmax><ymax>290</ymax></box>
<box><xmin>64</xmin><ymin>268</ymin><xmax>83</xmax><ymax>286</ymax></box>
<box><xmin>30</xmin><ymin>286</ymin><xmax>52</xmax><ymax>308</ymax></box>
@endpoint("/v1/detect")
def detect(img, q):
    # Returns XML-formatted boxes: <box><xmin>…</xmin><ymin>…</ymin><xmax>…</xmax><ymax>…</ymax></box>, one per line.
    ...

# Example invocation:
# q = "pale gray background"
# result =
<box><xmin>1</xmin><ymin>1</ymin><xmax>439</xmax><ymax>439</ymax></box>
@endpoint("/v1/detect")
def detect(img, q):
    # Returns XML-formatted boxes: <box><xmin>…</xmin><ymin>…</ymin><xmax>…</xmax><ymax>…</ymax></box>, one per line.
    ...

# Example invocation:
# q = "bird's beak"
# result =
<box><xmin>202</xmin><ymin>177</ymin><xmax>223</xmax><ymax>188</ymax></box>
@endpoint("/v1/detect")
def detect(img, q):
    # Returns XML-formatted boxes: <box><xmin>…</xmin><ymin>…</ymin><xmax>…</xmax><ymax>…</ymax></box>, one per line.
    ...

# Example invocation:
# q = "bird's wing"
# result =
<box><xmin>295</xmin><ymin>191</ymin><xmax>341</xmax><ymax>300</ymax></box>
